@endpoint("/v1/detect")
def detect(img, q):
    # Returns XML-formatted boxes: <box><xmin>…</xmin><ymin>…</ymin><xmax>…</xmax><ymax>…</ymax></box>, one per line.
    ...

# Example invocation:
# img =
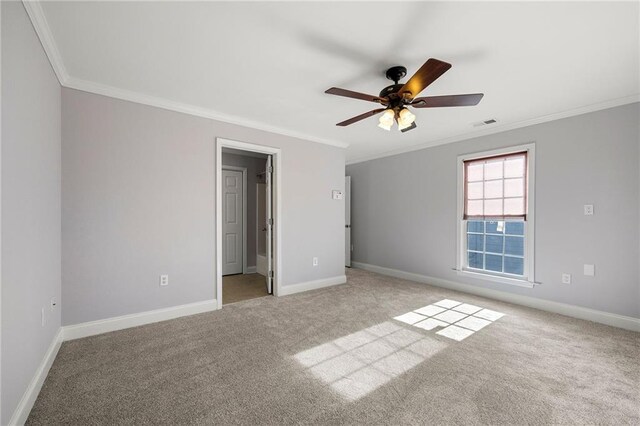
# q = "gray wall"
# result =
<box><xmin>62</xmin><ymin>88</ymin><xmax>345</xmax><ymax>325</ymax></box>
<box><xmin>1</xmin><ymin>2</ymin><xmax>62</xmax><ymax>424</ymax></box>
<box><xmin>221</xmin><ymin>152</ymin><xmax>267</xmax><ymax>268</ymax></box>
<box><xmin>347</xmin><ymin>103</ymin><xmax>640</xmax><ymax>318</ymax></box>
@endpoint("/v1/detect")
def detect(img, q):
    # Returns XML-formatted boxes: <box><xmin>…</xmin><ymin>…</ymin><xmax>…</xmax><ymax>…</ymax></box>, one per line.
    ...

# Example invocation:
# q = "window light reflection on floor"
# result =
<box><xmin>394</xmin><ymin>299</ymin><xmax>504</xmax><ymax>341</ymax></box>
<box><xmin>293</xmin><ymin>300</ymin><xmax>503</xmax><ymax>401</ymax></box>
<box><xmin>293</xmin><ymin>321</ymin><xmax>448</xmax><ymax>401</ymax></box>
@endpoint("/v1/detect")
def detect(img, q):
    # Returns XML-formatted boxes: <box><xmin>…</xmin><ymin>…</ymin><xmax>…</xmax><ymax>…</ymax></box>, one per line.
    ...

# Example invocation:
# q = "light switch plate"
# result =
<box><xmin>584</xmin><ymin>204</ymin><xmax>594</xmax><ymax>215</ymax></box>
<box><xmin>583</xmin><ymin>264</ymin><xmax>595</xmax><ymax>276</ymax></box>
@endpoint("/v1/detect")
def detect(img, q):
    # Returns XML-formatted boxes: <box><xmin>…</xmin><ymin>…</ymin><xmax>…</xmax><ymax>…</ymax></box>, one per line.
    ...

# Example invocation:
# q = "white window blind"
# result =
<box><xmin>464</xmin><ymin>151</ymin><xmax>527</xmax><ymax>220</ymax></box>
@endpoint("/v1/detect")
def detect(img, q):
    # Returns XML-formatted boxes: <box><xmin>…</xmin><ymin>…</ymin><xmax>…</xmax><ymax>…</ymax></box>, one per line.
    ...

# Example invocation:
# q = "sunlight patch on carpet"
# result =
<box><xmin>293</xmin><ymin>321</ymin><xmax>447</xmax><ymax>401</ymax></box>
<box><xmin>393</xmin><ymin>299</ymin><xmax>505</xmax><ymax>342</ymax></box>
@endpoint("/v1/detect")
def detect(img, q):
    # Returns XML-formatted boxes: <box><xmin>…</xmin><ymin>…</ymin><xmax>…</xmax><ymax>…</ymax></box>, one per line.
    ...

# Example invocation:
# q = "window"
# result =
<box><xmin>456</xmin><ymin>145</ymin><xmax>535</xmax><ymax>287</ymax></box>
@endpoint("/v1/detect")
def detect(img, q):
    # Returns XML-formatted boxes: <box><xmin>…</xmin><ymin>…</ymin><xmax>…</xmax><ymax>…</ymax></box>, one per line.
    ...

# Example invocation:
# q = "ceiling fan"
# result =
<box><xmin>325</xmin><ymin>58</ymin><xmax>484</xmax><ymax>132</ymax></box>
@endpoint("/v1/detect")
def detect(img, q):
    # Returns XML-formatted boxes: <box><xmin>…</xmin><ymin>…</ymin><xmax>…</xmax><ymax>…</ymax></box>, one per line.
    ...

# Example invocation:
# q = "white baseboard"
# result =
<box><xmin>245</xmin><ymin>266</ymin><xmax>257</xmax><ymax>274</ymax></box>
<box><xmin>9</xmin><ymin>328</ymin><xmax>64</xmax><ymax>426</ymax></box>
<box><xmin>63</xmin><ymin>299</ymin><xmax>218</xmax><ymax>341</ymax></box>
<box><xmin>278</xmin><ymin>275</ymin><xmax>346</xmax><ymax>296</ymax></box>
<box><xmin>352</xmin><ymin>262</ymin><xmax>640</xmax><ymax>332</ymax></box>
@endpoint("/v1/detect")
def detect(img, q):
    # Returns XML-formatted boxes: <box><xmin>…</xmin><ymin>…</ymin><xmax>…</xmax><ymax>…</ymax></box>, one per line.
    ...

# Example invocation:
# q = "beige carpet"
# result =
<box><xmin>27</xmin><ymin>268</ymin><xmax>639</xmax><ymax>425</ymax></box>
<box><xmin>223</xmin><ymin>273</ymin><xmax>269</xmax><ymax>305</ymax></box>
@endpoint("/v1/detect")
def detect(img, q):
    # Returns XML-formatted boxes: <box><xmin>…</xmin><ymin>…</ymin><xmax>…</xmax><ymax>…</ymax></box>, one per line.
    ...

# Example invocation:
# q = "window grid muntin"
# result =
<box><xmin>463</xmin><ymin>151</ymin><xmax>527</xmax><ymax>220</ymax></box>
<box><xmin>465</xmin><ymin>219</ymin><xmax>525</xmax><ymax>277</ymax></box>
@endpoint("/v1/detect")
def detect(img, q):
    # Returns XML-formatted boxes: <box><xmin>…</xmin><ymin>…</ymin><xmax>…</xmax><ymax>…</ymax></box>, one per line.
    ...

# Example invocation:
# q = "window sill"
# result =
<box><xmin>456</xmin><ymin>269</ymin><xmax>535</xmax><ymax>288</ymax></box>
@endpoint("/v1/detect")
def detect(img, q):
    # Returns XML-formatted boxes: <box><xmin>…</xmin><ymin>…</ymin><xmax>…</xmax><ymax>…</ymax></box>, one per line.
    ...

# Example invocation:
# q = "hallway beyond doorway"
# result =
<box><xmin>222</xmin><ymin>274</ymin><xmax>269</xmax><ymax>304</ymax></box>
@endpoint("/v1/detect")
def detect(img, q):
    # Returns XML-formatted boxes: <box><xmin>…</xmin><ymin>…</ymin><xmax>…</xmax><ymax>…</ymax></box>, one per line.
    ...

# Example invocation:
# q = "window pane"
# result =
<box><xmin>485</xmin><ymin>221</ymin><xmax>504</xmax><ymax>234</ymax></box>
<box><xmin>467</xmin><ymin>182</ymin><xmax>483</xmax><ymax>199</ymax></box>
<box><xmin>505</xmin><ymin>221</ymin><xmax>524</xmax><ymax>235</ymax></box>
<box><xmin>467</xmin><ymin>199</ymin><xmax>483</xmax><ymax>216</ymax></box>
<box><xmin>505</xmin><ymin>236</ymin><xmax>524</xmax><ymax>256</ymax></box>
<box><xmin>464</xmin><ymin>152</ymin><xmax>527</xmax><ymax>220</ymax></box>
<box><xmin>485</xmin><ymin>235</ymin><xmax>503</xmax><ymax>253</ymax></box>
<box><xmin>484</xmin><ymin>161</ymin><xmax>503</xmax><ymax>180</ymax></box>
<box><xmin>464</xmin><ymin>219</ymin><xmax>525</xmax><ymax>277</ymax></box>
<box><xmin>485</xmin><ymin>254</ymin><xmax>503</xmax><ymax>272</ymax></box>
<box><xmin>467</xmin><ymin>163</ymin><xmax>484</xmax><ymax>182</ymax></box>
<box><xmin>484</xmin><ymin>199</ymin><xmax>503</xmax><ymax>216</ymax></box>
<box><xmin>467</xmin><ymin>234</ymin><xmax>484</xmax><ymax>251</ymax></box>
<box><xmin>504</xmin><ymin>157</ymin><xmax>525</xmax><ymax>178</ymax></box>
<box><xmin>468</xmin><ymin>252</ymin><xmax>483</xmax><ymax>269</ymax></box>
<box><xmin>504</xmin><ymin>197</ymin><xmax>524</xmax><ymax>215</ymax></box>
<box><xmin>504</xmin><ymin>257</ymin><xmax>524</xmax><ymax>275</ymax></box>
<box><xmin>484</xmin><ymin>180</ymin><xmax>503</xmax><ymax>198</ymax></box>
<box><xmin>504</xmin><ymin>178</ymin><xmax>524</xmax><ymax>197</ymax></box>
<box><xmin>467</xmin><ymin>221</ymin><xmax>484</xmax><ymax>233</ymax></box>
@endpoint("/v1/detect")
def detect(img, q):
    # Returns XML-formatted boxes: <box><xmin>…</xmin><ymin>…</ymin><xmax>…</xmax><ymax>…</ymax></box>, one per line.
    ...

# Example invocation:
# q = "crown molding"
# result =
<box><xmin>22</xmin><ymin>0</ymin><xmax>69</xmax><ymax>85</ymax></box>
<box><xmin>346</xmin><ymin>94</ymin><xmax>640</xmax><ymax>165</ymax></box>
<box><xmin>64</xmin><ymin>76</ymin><xmax>349</xmax><ymax>148</ymax></box>
<box><xmin>22</xmin><ymin>0</ymin><xmax>637</xmax><ymax>158</ymax></box>
<box><xmin>22</xmin><ymin>1</ymin><xmax>348</xmax><ymax>149</ymax></box>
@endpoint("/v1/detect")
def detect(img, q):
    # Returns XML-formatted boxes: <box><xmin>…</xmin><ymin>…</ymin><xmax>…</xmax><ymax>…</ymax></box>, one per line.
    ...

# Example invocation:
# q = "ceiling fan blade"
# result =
<box><xmin>325</xmin><ymin>87</ymin><xmax>387</xmax><ymax>104</ymax></box>
<box><xmin>398</xmin><ymin>58</ymin><xmax>452</xmax><ymax>99</ymax></box>
<box><xmin>336</xmin><ymin>108</ymin><xmax>387</xmax><ymax>126</ymax></box>
<box><xmin>411</xmin><ymin>93</ymin><xmax>484</xmax><ymax>108</ymax></box>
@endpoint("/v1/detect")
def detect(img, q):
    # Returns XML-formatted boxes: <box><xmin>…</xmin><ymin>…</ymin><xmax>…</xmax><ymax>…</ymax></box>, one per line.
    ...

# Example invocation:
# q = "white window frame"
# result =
<box><xmin>456</xmin><ymin>143</ymin><xmax>536</xmax><ymax>288</ymax></box>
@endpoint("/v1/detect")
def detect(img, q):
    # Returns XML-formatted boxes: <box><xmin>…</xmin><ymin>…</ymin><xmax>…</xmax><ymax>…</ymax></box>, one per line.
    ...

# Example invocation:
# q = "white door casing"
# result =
<box><xmin>266</xmin><ymin>155</ymin><xmax>273</xmax><ymax>293</ymax></box>
<box><xmin>216</xmin><ymin>137</ymin><xmax>281</xmax><ymax>309</ymax></box>
<box><xmin>345</xmin><ymin>176</ymin><xmax>352</xmax><ymax>267</ymax></box>
<box><xmin>222</xmin><ymin>169</ymin><xmax>243</xmax><ymax>275</ymax></box>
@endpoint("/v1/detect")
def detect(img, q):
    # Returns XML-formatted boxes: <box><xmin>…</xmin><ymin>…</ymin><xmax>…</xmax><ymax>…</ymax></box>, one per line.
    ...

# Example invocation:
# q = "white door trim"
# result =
<box><xmin>222</xmin><ymin>165</ymin><xmax>248</xmax><ymax>274</ymax></box>
<box><xmin>216</xmin><ymin>138</ymin><xmax>282</xmax><ymax>309</ymax></box>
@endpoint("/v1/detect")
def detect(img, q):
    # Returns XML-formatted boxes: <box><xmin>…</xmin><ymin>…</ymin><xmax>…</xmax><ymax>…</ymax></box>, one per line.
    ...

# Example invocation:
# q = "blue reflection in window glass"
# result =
<box><xmin>504</xmin><ymin>256</ymin><xmax>524</xmax><ymax>275</ymax></box>
<box><xmin>505</xmin><ymin>221</ymin><xmax>524</xmax><ymax>235</ymax></box>
<box><xmin>485</xmin><ymin>235</ymin><xmax>503</xmax><ymax>254</ymax></box>
<box><xmin>466</xmin><ymin>219</ymin><xmax>525</xmax><ymax>276</ymax></box>
<box><xmin>485</xmin><ymin>254</ymin><xmax>503</xmax><ymax>272</ymax></box>
<box><xmin>505</xmin><ymin>236</ymin><xmax>524</xmax><ymax>256</ymax></box>
<box><xmin>467</xmin><ymin>234</ymin><xmax>484</xmax><ymax>251</ymax></box>
<box><xmin>485</xmin><ymin>221</ymin><xmax>504</xmax><ymax>234</ymax></box>
<box><xmin>468</xmin><ymin>252</ymin><xmax>483</xmax><ymax>269</ymax></box>
<box><xmin>467</xmin><ymin>221</ymin><xmax>484</xmax><ymax>233</ymax></box>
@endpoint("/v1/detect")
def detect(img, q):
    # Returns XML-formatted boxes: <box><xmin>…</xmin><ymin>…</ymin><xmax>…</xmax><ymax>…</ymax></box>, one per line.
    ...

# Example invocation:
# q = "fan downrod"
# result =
<box><xmin>385</xmin><ymin>66</ymin><xmax>407</xmax><ymax>84</ymax></box>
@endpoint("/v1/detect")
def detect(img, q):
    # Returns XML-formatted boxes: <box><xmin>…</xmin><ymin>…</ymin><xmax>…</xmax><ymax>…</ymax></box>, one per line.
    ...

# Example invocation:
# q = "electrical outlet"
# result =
<box><xmin>50</xmin><ymin>297</ymin><xmax>57</xmax><ymax>312</ymax></box>
<box><xmin>584</xmin><ymin>204</ymin><xmax>594</xmax><ymax>215</ymax></box>
<box><xmin>160</xmin><ymin>275</ymin><xmax>169</xmax><ymax>286</ymax></box>
<box><xmin>562</xmin><ymin>273</ymin><xmax>571</xmax><ymax>284</ymax></box>
<box><xmin>312</xmin><ymin>257</ymin><xmax>319</xmax><ymax>266</ymax></box>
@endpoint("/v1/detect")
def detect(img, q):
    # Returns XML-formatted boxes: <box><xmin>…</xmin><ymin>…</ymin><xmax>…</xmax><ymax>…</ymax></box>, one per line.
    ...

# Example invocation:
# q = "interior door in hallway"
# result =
<box><xmin>222</xmin><ymin>169</ymin><xmax>243</xmax><ymax>275</ymax></box>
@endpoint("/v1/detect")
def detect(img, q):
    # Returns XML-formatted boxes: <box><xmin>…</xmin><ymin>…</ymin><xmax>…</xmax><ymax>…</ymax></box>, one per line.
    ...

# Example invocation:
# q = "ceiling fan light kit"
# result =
<box><xmin>325</xmin><ymin>58</ymin><xmax>484</xmax><ymax>133</ymax></box>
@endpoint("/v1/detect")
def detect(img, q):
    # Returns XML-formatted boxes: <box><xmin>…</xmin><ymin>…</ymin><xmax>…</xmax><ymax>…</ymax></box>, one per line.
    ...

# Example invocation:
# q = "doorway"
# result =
<box><xmin>216</xmin><ymin>138</ymin><xmax>281</xmax><ymax>308</ymax></box>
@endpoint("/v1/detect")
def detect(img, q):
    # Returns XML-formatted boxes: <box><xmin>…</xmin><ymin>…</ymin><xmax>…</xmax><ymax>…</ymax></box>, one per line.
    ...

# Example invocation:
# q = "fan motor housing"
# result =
<box><xmin>379</xmin><ymin>84</ymin><xmax>403</xmax><ymax>100</ymax></box>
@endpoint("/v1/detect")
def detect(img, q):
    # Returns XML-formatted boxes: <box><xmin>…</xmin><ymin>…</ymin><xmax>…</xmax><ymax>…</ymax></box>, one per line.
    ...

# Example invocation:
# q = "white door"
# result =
<box><xmin>345</xmin><ymin>176</ymin><xmax>352</xmax><ymax>267</ymax></box>
<box><xmin>266</xmin><ymin>155</ymin><xmax>273</xmax><ymax>293</ymax></box>
<box><xmin>222</xmin><ymin>169</ymin><xmax>243</xmax><ymax>275</ymax></box>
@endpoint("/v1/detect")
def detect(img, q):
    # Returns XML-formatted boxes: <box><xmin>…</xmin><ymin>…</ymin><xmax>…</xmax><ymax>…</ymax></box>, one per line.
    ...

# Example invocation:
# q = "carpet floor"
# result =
<box><xmin>27</xmin><ymin>268</ymin><xmax>639</xmax><ymax>425</ymax></box>
<box><xmin>223</xmin><ymin>273</ymin><xmax>270</xmax><ymax>305</ymax></box>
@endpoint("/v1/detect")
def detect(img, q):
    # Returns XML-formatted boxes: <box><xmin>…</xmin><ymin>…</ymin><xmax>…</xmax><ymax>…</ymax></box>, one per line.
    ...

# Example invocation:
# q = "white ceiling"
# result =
<box><xmin>37</xmin><ymin>1</ymin><xmax>639</xmax><ymax>163</ymax></box>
